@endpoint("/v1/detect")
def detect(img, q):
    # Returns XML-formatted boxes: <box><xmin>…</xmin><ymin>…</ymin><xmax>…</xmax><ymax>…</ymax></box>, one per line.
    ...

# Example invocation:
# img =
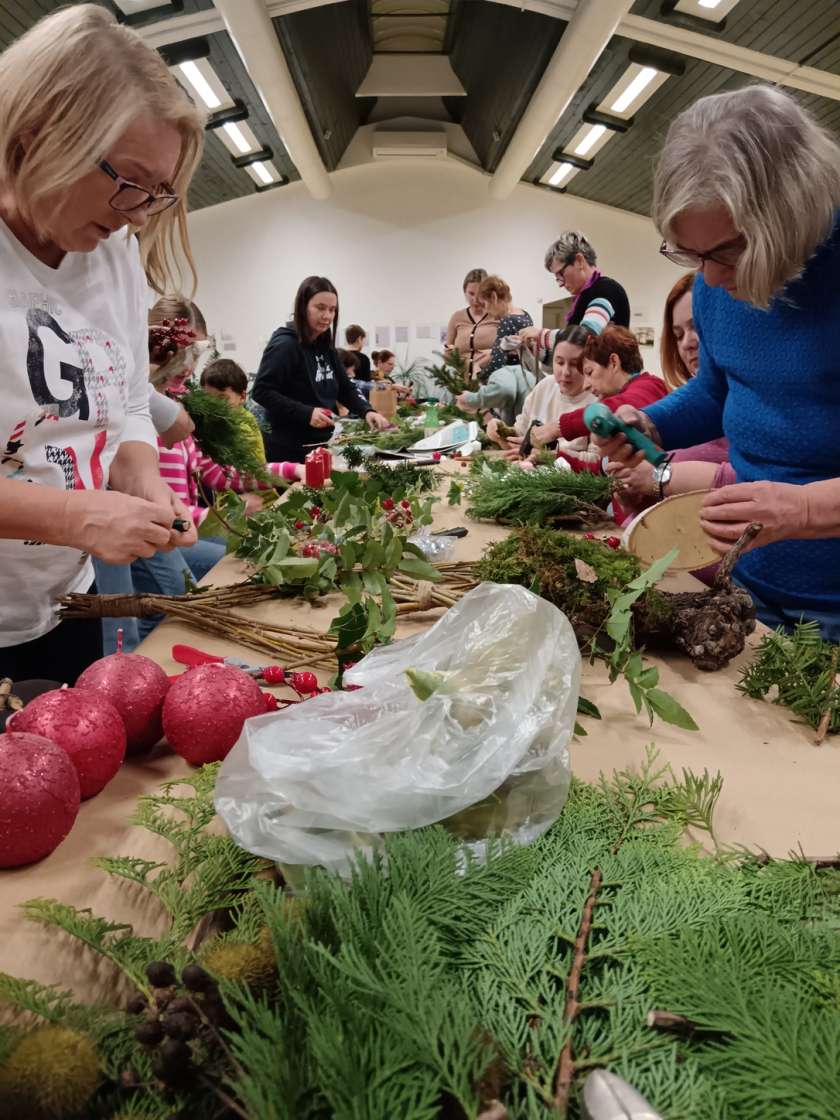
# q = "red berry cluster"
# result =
<box><xmin>382</xmin><ymin>497</ymin><xmax>414</xmax><ymax>528</ymax></box>
<box><xmin>149</xmin><ymin>317</ymin><xmax>197</xmax><ymax>366</ymax></box>
<box><xmin>300</xmin><ymin>540</ymin><xmax>338</xmax><ymax>558</ymax></box>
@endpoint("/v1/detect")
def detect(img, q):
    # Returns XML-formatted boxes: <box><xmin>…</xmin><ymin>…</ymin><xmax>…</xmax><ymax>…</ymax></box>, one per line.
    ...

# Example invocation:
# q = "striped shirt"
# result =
<box><xmin>158</xmin><ymin>434</ymin><xmax>298</xmax><ymax>527</ymax></box>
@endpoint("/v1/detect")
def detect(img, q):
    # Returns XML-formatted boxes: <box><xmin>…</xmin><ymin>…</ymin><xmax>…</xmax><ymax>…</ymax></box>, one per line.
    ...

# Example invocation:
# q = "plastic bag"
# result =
<box><xmin>215</xmin><ymin>582</ymin><xmax>580</xmax><ymax>876</ymax></box>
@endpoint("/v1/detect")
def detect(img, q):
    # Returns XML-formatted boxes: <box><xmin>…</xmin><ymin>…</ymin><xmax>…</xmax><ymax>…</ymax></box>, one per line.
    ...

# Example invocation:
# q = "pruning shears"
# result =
<box><xmin>582</xmin><ymin>1070</ymin><xmax>664</xmax><ymax>1120</ymax></box>
<box><xmin>582</xmin><ymin>403</ymin><xmax>668</xmax><ymax>467</ymax></box>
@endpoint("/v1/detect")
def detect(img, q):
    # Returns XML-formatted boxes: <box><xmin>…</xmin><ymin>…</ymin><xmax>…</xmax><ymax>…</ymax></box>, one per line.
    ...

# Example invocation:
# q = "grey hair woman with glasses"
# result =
<box><xmin>595</xmin><ymin>84</ymin><xmax>840</xmax><ymax>640</ymax></box>
<box><xmin>0</xmin><ymin>4</ymin><xmax>205</xmax><ymax>682</ymax></box>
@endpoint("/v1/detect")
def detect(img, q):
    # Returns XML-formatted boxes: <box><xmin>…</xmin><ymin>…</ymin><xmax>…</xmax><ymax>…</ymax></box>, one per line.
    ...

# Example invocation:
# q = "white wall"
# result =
<box><xmin>187</xmin><ymin>157</ymin><xmax>678</xmax><ymax>379</ymax></box>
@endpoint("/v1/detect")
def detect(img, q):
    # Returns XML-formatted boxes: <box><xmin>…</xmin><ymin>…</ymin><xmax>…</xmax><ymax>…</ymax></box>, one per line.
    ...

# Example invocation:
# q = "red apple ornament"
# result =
<box><xmin>163</xmin><ymin>663</ymin><xmax>267</xmax><ymax>764</ymax></box>
<box><xmin>0</xmin><ymin>732</ymin><xmax>81</xmax><ymax>867</ymax></box>
<box><xmin>11</xmin><ymin>689</ymin><xmax>126</xmax><ymax>799</ymax></box>
<box><xmin>76</xmin><ymin>653</ymin><xmax>170</xmax><ymax>752</ymax></box>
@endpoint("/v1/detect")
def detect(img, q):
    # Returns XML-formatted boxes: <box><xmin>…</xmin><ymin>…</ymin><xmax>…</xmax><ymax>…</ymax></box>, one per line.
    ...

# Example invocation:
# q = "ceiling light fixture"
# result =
<box><xmin>548</xmin><ymin>162</ymin><xmax>575</xmax><ymax>187</ymax></box>
<box><xmin>179</xmin><ymin>60</ymin><xmax>221</xmax><ymax>109</ymax></box>
<box><xmin>251</xmin><ymin>162</ymin><xmax>274</xmax><ymax>185</ymax></box>
<box><xmin>574</xmin><ymin>124</ymin><xmax>607</xmax><ymax>156</ymax></box>
<box><xmin>698</xmin><ymin>0</ymin><xmax>722</xmax><ymax>7</ymax></box>
<box><xmin>223</xmin><ymin>122</ymin><xmax>251</xmax><ymax>154</ymax></box>
<box><xmin>610</xmin><ymin>67</ymin><xmax>658</xmax><ymax>114</ymax></box>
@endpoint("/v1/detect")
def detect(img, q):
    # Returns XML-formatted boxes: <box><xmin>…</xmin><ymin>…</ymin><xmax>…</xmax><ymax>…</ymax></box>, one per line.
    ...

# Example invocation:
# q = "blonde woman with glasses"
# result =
<box><xmin>0</xmin><ymin>4</ymin><xmax>205</xmax><ymax>682</ymax></box>
<box><xmin>596</xmin><ymin>85</ymin><xmax>840</xmax><ymax>639</ymax></box>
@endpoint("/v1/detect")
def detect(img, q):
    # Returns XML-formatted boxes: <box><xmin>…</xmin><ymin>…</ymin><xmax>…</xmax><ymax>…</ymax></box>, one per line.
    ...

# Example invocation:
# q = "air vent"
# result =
<box><xmin>371</xmin><ymin>131</ymin><xmax>447</xmax><ymax>159</ymax></box>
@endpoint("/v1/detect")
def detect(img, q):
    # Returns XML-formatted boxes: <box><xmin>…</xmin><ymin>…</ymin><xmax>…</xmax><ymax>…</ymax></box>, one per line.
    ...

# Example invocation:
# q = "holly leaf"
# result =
<box><xmin>645</xmin><ymin>688</ymin><xmax>699</xmax><ymax>731</ymax></box>
<box><xmin>398</xmin><ymin>554</ymin><xmax>441</xmax><ymax>581</ymax></box>
<box><xmin>577</xmin><ymin>696</ymin><xmax>602</xmax><ymax>720</ymax></box>
<box><xmin>329</xmin><ymin>602</ymin><xmax>369</xmax><ymax>650</ymax></box>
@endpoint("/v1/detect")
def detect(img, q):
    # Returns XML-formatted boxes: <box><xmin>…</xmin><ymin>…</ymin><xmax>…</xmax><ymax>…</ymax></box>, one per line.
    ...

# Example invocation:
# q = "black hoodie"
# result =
<box><xmin>253</xmin><ymin>325</ymin><xmax>372</xmax><ymax>462</ymax></box>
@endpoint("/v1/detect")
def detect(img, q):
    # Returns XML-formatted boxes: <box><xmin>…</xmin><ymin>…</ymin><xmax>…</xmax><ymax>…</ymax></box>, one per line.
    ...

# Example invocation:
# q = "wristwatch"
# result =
<box><xmin>651</xmin><ymin>455</ymin><xmax>673</xmax><ymax>501</ymax></box>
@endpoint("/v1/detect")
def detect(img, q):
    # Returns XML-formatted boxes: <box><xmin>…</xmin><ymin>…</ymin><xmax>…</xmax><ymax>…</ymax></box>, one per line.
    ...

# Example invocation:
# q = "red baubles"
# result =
<box><xmin>11</xmin><ymin>689</ymin><xmax>126</xmax><ymax>799</ymax></box>
<box><xmin>0</xmin><ymin>732</ymin><xmax>81</xmax><ymax>867</ymax></box>
<box><xmin>162</xmin><ymin>663</ymin><xmax>267</xmax><ymax>764</ymax></box>
<box><xmin>76</xmin><ymin>653</ymin><xmax>170</xmax><ymax>752</ymax></box>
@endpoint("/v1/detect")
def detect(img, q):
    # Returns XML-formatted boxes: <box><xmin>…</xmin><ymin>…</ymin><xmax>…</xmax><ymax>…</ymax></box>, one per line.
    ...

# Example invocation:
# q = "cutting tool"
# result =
<box><xmin>581</xmin><ymin>1070</ymin><xmax>664</xmax><ymax>1120</ymax></box>
<box><xmin>582</xmin><ymin>402</ymin><xmax>668</xmax><ymax>466</ymax></box>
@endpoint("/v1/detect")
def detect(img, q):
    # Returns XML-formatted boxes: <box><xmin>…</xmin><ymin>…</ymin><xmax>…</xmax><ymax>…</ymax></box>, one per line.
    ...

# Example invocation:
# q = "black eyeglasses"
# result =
<box><xmin>659</xmin><ymin>238</ymin><xmax>746</xmax><ymax>270</ymax></box>
<box><xmin>98</xmin><ymin>160</ymin><xmax>179</xmax><ymax>216</ymax></box>
<box><xmin>554</xmin><ymin>258</ymin><xmax>575</xmax><ymax>285</ymax></box>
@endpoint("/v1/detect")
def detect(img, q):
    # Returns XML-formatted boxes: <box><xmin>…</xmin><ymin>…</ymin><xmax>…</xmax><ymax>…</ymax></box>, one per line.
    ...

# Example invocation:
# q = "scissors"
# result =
<box><xmin>582</xmin><ymin>1070</ymin><xmax>664</xmax><ymax>1120</ymax></box>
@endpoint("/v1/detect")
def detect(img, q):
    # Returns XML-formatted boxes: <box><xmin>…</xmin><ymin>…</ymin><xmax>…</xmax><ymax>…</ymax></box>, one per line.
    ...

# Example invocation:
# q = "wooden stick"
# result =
<box><xmin>553</xmin><ymin>867</ymin><xmax>603</xmax><ymax>1114</ymax></box>
<box><xmin>815</xmin><ymin>645</ymin><xmax>839</xmax><ymax>745</ymax></box>
<box><xmin>713</xmin><ymin>521</ymin><xmax>763</xmax><ymax>591</ymax></box>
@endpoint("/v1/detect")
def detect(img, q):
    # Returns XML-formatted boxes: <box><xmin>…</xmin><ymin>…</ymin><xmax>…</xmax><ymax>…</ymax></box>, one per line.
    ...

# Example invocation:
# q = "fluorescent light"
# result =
<box><xmin>223</xmin><ymin>122</ymin><xmax>251</xmax><ymax>154</ymax></box>
<box><xmin>252</xmin><ymin>161</ymin><xmax>273</xmax><ymax>185</ymax></box>
<box><xmin>610</xmin><ymin>66</ymin><xmax>658</xmax><ymax>114</ymax></box>
<box><xmin>698</xmin><ymin>0</ymin><xmax>721</xmax><ymax>6</ymax></box>
<box><xmin>179</xmin><ymin>61</ymin><xmax>221</xmax><ymax>109</ymax></box>
<box><xmin>574</xmin><ymin>124</ymin><xmax>607</xmax><ymax>156</ymax></box>
<box><xmin>548</xmin><ymin>162</ymin><xmax>575</xmax><ymax>187</ymax></box>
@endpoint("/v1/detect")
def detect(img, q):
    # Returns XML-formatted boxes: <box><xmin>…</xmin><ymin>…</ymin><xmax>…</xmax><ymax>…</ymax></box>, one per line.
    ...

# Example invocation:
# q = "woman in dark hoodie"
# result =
<box><xmin>253</xmin><ymin>276</ymin><xmax>390</xmax><ymax>462</ymax></box>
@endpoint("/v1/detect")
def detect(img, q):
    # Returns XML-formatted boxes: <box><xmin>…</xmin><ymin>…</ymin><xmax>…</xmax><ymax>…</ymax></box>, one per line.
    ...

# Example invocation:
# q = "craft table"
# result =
<box><xmin>1</xmin><ymin>471</ymin><xmax>838</xmax><ymax>1004</ymax></box>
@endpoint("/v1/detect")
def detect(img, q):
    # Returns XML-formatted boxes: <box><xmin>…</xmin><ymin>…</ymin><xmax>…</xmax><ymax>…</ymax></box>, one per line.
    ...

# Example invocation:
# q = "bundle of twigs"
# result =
<box><xmin>60</xmin><ymin>570</ymin><xmax>479</xmax><ymax>667</ymax></box>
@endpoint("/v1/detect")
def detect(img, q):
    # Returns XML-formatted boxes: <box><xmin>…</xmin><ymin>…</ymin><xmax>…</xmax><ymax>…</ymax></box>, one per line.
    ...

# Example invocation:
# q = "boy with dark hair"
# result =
<box><xmin>200</xmin><ymin>358</ymin><xmax>266</xmax><ymax>464</ymax></box>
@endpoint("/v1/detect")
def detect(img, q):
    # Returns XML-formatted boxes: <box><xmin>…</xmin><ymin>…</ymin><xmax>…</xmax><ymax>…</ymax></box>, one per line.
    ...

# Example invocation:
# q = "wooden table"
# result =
<box><xmin>1</xmin><ymin>470</ymin><xmax>838</xmax><ymax>1003</ymax></box>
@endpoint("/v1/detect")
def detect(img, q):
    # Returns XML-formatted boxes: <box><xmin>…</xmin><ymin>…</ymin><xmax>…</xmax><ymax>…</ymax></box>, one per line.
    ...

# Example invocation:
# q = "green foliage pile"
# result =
<box><xmin>180</xmin><ymin>386</ymin><xmax>269</xmax><ymax>482</ymax></box>
<box><xmin>336</xmin><ymin>416</ymin><xmax>421</xmax><ymax>453</ymax></box>
<box><xmin>465</xmin><ymin>463</ymin><xmax>612</xmax><ymax>527</ymax></box>
<box><xmin>739</xmin><ymin>620</ymin><xmax>840</xmax><ymax>736</ymax></box>
<box><xmin>3</xmin><ymin>755</ymin><xmax>838</xmax><ymax>1119</ymax></box>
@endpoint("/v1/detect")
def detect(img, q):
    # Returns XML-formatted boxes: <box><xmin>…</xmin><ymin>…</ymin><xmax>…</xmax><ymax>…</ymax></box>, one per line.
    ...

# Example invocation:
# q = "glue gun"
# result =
<box><xmin>582</xmin><ymin>402</ymin><xmax>668</xmax><ymax>466</ymax></box>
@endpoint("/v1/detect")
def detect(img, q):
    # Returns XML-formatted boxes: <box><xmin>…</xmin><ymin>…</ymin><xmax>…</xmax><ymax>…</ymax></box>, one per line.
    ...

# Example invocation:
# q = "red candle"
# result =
<box><xmin>305</xmin><ymin>451</ymin><xmax>325</xmax><ymax>488</ymax></box>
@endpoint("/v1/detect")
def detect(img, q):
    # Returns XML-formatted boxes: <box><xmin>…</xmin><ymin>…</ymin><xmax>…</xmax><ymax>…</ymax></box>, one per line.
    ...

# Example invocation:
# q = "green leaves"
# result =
<box><xmin>605</xmin><ymin>547</ymin><xmax>678</xmax><ymax>646</ymax></box>
<box><xmin>645</xmin><ymin>688</ymin><xmax>699</xmax><ymax>731</ymax></box>
<box><xmin>405</xmin><ymin>668</ymin><xmax>448</xmax><ymax>701</ymax></box>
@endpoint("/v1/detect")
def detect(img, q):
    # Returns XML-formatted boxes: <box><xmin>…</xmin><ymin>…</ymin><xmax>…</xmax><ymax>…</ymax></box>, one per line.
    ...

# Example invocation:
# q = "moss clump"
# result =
<box><xmin>477</xmin><ymin>528</ymin><xmax>641</xmax><ymax>628</ymax></box>
<box><xmin>200</xmin><ymin>932</ymin><xmax>276</xmax><ymax>989</ymax></box>
<box><xmin>0</xmin><ymin>1026</ymin><xmax>99</xmax><ymax>1119</ymax></box>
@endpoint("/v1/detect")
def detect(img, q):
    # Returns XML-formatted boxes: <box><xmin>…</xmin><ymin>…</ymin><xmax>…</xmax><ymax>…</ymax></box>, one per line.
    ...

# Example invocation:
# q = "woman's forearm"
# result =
<box><xmin>801</xmin><ymin>478</ymin><xmax>840</xmax><ymax>539</ymax></box>
<box><xmin>108</xmin><ymin>441</ymin><xmax>162</xmax><ymax>497</ymax></box>
<box><xmin>0</xmin><ymin>477</ymin><xmax>71</xmax><ymax>545</ymax></box>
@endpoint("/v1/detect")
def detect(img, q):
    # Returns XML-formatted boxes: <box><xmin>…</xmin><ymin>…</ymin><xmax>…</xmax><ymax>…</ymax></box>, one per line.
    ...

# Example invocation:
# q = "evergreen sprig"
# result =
<box><xmin>180</xmin><ymin>385</ymin><xmax>270</xmax><ymax>482</ymax></box>
<box><xmin>738</xmin><ymin>620</ymin><xmax>840</xmax><ymax>737</ymax></box>
<box><xmin>465</xmin><ymin>463</ymin><xmax>612</xmax><ymax>527</ymax></box>
<box><xmin>424</xmin><ymin>347</ymin><xmax>476</xmax><ymax>396</ymax></box>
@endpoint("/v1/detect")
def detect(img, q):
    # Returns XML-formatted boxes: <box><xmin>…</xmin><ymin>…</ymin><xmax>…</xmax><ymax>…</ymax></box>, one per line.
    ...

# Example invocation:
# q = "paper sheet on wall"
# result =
<box><xmin>395</xmin><ymin>323</ymin><xmax>410</xmax><ymax>345</ymax></box>
<box><xmin>375</xmin><ymin>325</ymin><xmax>391</xmax><ymax>347</ymax></box>
<box><xmin>416</xmin><ymin>323</ymin><xmax>433</xmax><ymax>340</ymax></box>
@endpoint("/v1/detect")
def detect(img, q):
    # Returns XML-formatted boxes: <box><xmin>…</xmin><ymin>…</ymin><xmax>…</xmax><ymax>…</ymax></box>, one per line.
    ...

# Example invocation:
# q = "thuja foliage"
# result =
<box><xmin>336</xmin><ymin>416</ymin><xmax>422</xmax><ymax>453</ymax></box>
<box><xmin>180</xmin><ymin>386</ymin><xmax>270</xmax><ymax>482</ymax></box>
<box><xmin>739</xmin><ymin>620</ymin><xmax>840</xmax><ymax>736</ymax></box>
<box><xmin>425</xmin><ymin>346</ymin><xmax>476</xmax><ymax>396</ymax></box>
<box><xmin>464</xmin><ymin>462</ymin><xmax>613</xmax><ymax>527</ymax></box>
<box><xmin>2</xmin><ymin>755</ymin><xmax>839</xmax><ymax>1118</ymax></box>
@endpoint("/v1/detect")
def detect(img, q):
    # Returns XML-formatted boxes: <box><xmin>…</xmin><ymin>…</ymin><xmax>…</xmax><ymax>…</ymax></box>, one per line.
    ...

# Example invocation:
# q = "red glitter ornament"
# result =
<box><xmin>162</xmin><ymin>663</ymin><xmax>268</xmax><ymax>764</ymax></box>
<box><xmin>76</xmin><ymin>653</ymin><xmax>170</xmax><ymax>753</ymax></box>
<box><xmin>10</xmin><ymin>689</ymin><xmax>126</xmax><ymax>799</ymax></box>
<box><xmin>0</xmin><ymin>732</ymin><xmax>80</xmax><ymax>867</ymax></box>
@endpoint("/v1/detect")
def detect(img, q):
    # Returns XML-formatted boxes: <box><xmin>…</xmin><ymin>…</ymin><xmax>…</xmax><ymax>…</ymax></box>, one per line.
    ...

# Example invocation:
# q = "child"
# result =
<box><xmin>200</xmin><ymin>358</ymin><xmax>267</xmax><ymax>465</ymax></box>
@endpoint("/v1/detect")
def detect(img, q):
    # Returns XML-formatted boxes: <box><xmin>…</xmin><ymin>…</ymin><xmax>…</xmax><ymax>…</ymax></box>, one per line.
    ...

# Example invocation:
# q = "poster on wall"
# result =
<box><xmin>394</xmin><ymin>323</ymin><xmax>410</xmax><ymax>345</ymax></box>
<box><xmin>375</xmin><ymin>325</ymin><xmax>391</xmax><ymax>347</ymax></box>
<box><xmin>416</xmin><ymin>323</ymin><xmax>433</xmax><ymax>340</ymax></box>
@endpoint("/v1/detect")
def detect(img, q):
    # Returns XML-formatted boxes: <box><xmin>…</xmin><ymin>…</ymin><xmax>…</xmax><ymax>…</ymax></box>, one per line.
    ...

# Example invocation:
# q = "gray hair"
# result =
<box><xmin>544</xmin><ymin>231</ymin><xmax>597</xmax><ymax>270</ymax></box>
<box><xmin>653</xmin><ymin>85</ymin><xmax>840</xmax><ymax>308</ymax></box>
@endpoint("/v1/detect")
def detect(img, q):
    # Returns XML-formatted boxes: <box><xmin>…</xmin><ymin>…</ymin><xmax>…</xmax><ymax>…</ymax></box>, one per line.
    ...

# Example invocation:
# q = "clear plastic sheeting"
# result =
<box><xmin>215</xmin><ymin>583</ymin><xmax>580</xmax><ymax>876</ymax></box>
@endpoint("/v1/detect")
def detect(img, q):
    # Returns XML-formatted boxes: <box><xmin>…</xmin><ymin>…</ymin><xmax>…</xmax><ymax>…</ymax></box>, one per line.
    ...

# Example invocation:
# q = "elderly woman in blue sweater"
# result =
<box><xmin>597</xmin><ymin>85</ymin><xmax>840</xmax><ymax>639</ymax></box>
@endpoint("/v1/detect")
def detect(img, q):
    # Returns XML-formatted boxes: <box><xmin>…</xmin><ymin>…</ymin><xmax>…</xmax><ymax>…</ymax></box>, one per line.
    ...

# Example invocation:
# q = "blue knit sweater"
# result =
<box><xmin>645</xmin><ymin>217</ymin><xmax>840</xmax><ymax>620</ymax></box>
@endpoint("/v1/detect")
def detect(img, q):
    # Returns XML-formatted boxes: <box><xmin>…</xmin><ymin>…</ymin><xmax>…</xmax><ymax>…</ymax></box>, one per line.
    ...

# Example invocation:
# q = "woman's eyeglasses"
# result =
<box><xmin>659</xmin><ymin>238</ymin><xmax>746</xmax><ymax>270</ymax></box>
<box><xmin>98</xmin><ymin>160</ymin><xmax>178</xmax><ymax>216</ymax></box>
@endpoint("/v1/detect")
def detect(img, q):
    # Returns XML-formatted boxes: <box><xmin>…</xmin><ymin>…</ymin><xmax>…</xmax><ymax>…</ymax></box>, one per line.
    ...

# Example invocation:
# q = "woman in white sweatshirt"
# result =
<box><xmin>0</xmin><ymin>5</ymin><xmax>204</xmax><ymax>681</ymax></box>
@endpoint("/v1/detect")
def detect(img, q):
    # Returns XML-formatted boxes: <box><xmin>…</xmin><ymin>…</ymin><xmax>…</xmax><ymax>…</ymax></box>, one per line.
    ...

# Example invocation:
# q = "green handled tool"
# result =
<box><xmin>583</xmin><ymin>402</ymin><xmax>668</xmax><ymax>466</ymax></box>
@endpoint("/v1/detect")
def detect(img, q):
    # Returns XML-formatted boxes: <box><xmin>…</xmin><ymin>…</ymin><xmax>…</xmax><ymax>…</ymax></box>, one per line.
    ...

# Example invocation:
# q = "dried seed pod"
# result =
<box><xmin>181</xmin><ymin>963</ymin><xmax>216</xmax><ymax>993</ymax></box>
<box><xmin>134</xmin><ymin>1019</ymin><xmax>163</xmax><ymax>1046</ymax></box>
<box><xmin>146</xmin><ymin>961</ymin><xmax>176</xmax><ymax>988</ymax></box>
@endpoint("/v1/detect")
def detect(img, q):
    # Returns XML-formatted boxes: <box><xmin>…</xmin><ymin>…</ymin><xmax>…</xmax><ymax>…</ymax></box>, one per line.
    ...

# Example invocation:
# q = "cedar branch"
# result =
<box><xmin>553</xmin><ymin>867</ymin><xmax>603</xmax><ymax>1114</ymax></box>
<box><xmin>815</xmin><ymin>645</ymin><xmax>839</xmax><ymax>745</ymax></box>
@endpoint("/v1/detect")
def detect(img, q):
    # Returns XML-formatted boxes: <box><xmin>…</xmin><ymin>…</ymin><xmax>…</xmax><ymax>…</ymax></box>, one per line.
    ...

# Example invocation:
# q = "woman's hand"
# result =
<box><xmin>512</xmin><ymin>325</ymin><xmax>542</xmax><ymax>345</ymax></box>
<box><xmin>365</xmin><ymin>411</ymin><xmax>391</xmax><ymax>431</ymax></box>
<box><xmin>594</xmin><ymin>406</ymin><xmax>662</xmax><ymax>467</ymax></box>
<box><xmin>392</xmin><ymin>383</ymin><xmax>413</xmax><ymax>398</ymax></box>
<box><xmin>529</xmin><ymin>420</ymin><xmax>560</xmax><ymax>448</ymax></box>
<box><xmin>310</xmin><ymin>407</ymin><xmax>335</xmax><ymax>429</ymax></box>
<box><xmin>158</xmin><ymin>404</ymin><xmax>195</xmax><ymax>449</ymax></box>
<box><xmin>62</xmin><ymin>490</ymin><xmax>180</xmax><ymax>564</ymax></box>
<box><xmin>700</xmin><ymin>481</ymin><xmax>809</xmax><ymax>553</ymax></box>
<box><xmin>455</xmin><ymin>392</ymin><xmax>478</xmax><ymax>413</ymax></box>
<box><xmin>605</xmin><ymin>459</ymin><xmax>656</xmax><ymax>510</ymax></box>
<box><xmin>133</xmin><ymin>477</ymin><xmax>199</xmax><ymax>550</ymax></box>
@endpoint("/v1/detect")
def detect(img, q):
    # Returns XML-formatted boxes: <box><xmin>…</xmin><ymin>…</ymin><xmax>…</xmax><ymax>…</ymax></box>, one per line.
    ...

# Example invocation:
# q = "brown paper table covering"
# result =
<box><xmin>1</xmin><ymin>469</ymin><xmax>838</xmax><ymax>1003</ymax></box>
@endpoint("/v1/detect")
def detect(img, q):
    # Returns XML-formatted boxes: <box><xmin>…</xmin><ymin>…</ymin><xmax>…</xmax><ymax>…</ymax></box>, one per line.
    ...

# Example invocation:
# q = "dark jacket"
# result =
<box><xmin>253</xmin><ymin>326</ymin><xmax>372</xmax><ymax>462</ymax></box>
<box><xmin>569</xmin><ymin>276</ymin><xmax>631</xmax><ymax>328</ymax></box>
